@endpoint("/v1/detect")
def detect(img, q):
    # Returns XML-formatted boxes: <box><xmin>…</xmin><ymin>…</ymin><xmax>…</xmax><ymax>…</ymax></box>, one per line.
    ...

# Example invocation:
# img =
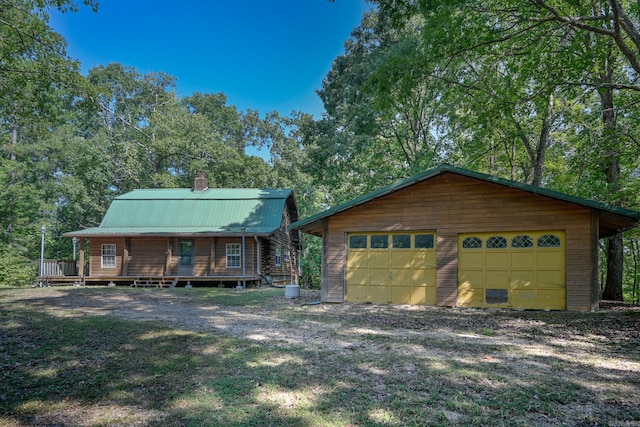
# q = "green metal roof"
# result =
<box><xmin>290</xmin><ymin>164</ymin><xmax>640</xmax><ymax>237</ymax></box>
<box><xmin>65</xmin><ymin>188</ymin><xmax>293</xmax><ymax>237</ymax></box>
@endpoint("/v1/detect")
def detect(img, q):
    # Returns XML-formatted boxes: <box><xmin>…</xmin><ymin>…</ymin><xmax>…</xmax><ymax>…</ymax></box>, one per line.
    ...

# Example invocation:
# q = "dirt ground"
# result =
<box><xmin>3</xmin><ymin>287</ymin><xmax>640</xmax><ymax>425</ymax></box>
<box><xmin>6</xmin><ymin>287</ymin><xmax>639</xmax><ymax>362</ymax></box>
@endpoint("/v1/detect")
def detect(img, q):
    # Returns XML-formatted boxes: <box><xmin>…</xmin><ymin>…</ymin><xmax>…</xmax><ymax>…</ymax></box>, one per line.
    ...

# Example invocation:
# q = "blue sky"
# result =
<box><xmin>49</xmin><ymin>1</ymin><xmax>371</xmax><ymax>118</ymax></box>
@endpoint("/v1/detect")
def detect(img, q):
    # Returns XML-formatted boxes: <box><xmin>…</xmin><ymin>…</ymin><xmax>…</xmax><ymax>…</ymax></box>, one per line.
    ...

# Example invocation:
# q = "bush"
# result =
<box><xmin>0</xmin><ymin>246</ymin><xmax>37</xmax><ymax>287</ymax></box>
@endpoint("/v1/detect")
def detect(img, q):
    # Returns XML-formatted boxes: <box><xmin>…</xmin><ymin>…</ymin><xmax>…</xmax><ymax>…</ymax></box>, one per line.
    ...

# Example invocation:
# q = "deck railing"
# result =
<box><xmin>41</xmin><ymin>260</ymin><xmax>88</xmax><ymax>276</ymax></box>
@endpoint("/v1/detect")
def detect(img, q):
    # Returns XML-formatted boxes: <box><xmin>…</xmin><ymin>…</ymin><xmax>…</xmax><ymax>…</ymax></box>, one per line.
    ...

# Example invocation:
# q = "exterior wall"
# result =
<box><xmin>166</xmin><ymin>236</ymin><xmax>257</xmax><ymax>277</ymax></box>
<box><xmin>589</xmin><ymin>211</ymin><xmax>601</xmax><ymax>311</ymax></box>
<box><xmin>126</xmin><ymin>238</ymin><xmax>166</xmax><ymax>276</ymax></box>
<box><xmin>89</xmin><ymin>237</ymin><xmax>126</xmax><ymax>277</ymax></box>
<box><xmin>321</xmin><ymin>173</ymin><xmax>596</xmax><ymax>311</ymax></box>
<box><xmin>89</xmin><ymin>236</ymin><xmax>260</xmax><ymax>278</ymax></box>
<box><xmin>210</xmin><ymin>237</ymin><xmax>256</xmax><ymax>276</ymax></box>
<box><xmin>262</xmin><ymin>206</ymin><xmax>300</xmax><ymax>284</ymax></box>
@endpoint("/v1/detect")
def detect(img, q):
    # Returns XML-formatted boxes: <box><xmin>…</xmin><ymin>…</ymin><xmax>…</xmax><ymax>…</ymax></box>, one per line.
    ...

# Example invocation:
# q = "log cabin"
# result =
<box><xmin>62</xmin><ymin>174</ymin><xmax>300</xmax><ymax>287</ymax></box>
<box><xmin>291</xmin><ymin>164</ymin><xmax>640</xmax><ymax>311</ymax></box>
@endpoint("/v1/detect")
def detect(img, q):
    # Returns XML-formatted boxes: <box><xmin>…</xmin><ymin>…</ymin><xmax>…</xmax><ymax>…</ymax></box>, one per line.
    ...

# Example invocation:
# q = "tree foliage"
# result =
<box><xmin>2</xmin><ymin>0</ymin><xmax>640</xmax><ymax>300</ymax></box>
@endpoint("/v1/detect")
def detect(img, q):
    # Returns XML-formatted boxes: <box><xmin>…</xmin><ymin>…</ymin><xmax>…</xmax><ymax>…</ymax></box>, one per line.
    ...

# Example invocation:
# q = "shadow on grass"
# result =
<box><xmin>1</xmin><ymin>290</ymin><xmax>639</xmax><ymax>426</ymax></box>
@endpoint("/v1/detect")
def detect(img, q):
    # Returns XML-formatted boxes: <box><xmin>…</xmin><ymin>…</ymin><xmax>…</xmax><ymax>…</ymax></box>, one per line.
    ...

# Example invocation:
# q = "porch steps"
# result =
<box><xmin>132</xmin><ymin>277</ymin><xmax>172</xmax><ymax>288</ymax></box>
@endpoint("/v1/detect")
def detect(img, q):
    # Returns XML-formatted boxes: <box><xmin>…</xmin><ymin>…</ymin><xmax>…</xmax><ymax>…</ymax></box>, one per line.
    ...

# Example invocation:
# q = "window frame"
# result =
<box><xmin>370</xmin><ymin>234</ymin><xmax>389</xmax><ymax>249</ymax></box>
<box><xmin>275</xmin><ymin>246</ymin><xmax>282</xmax><ymax>266</ymax></box>
<box><xmin>462</xmin><ymin>237</ymin><xmax>483</xmax><ymax>249</ymax></box>
<box><xmin>537</xmin><ymin>234</ymin><xmax>561</xmax><ymax>248</ymax></box>
<box><xmin>511</xmin><ymin>235</ymin><xmax>534</xmax><ymax>248</ymax></box>
<box><xmin>349</xmin><ymin>235</ymin><xmax>368</xmax><ymax>249</ymax></box>
<box><xmin>226</xmin><ymin>243</ymin><xmax>241</xmax><ymax>269</ymax></box>
<box><xmin>392</xmin><ymin>234</ymin><xmax>411</xmax><ymax>249</ymax></box>
<box><xmin>486</xmin><ymin>236</ymin><xmax>508</xmax><ymax>249</ymax></box>
<box><xmin>101</xmin><ymin>243</ymin><xmax>117</xmax><ymax>269</ymax></box>
<box><xmin>415</xmin><ymin>233</ymin><xmax>435</xmax><ymax>249</ymax></box>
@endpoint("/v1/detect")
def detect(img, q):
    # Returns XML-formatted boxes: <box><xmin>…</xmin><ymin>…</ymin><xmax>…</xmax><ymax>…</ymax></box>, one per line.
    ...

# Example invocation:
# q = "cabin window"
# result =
<box><xmin>392</xmin><ymin>234</ymin><xmax>411</xmax><ymax>249</ymax></box>
<box><xmin>462</xmin><ymin>237</ymin><xmax>483</xmax><ymax>249</ymax></box>
<box><xmin>101</xmin><ymin>244</ymin><xmax>116</xmax><ymax>268</ymax></box>
<box><xmin>486</xmin><ymin>236</ymin><xmax>507</xmax><ymax>249</ymax></box>
<box><xmin>512</xmin><ymin>235</ymin><xmax>533</xmax><ymax>248</ymax></box>
<box><xmin>226</xmin><ymin>243</ymin><xmax>241</xmax><ymax>268</ymax></box>
<box><xmin>538</xmin><ymin>234</ymin><xmax>561</xmax><ymax>248</ymax></box>
<box><xmin>275</xmin><ymin>246</ymin><xmax>282</xmax><ymax>266</ymax></box>
<box><xmin>415</xmin><ymin>234</ymin><xmax>435</xmax><ymax>249</ymax></box>
<box><xmin>284</xmin><ymin>251</ymin><xmax>291</xmax><ymax>262</ymax></box>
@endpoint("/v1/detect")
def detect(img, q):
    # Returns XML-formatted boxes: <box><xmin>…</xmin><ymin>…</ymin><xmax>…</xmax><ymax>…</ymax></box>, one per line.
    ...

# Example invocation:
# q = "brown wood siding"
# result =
<box><xmin>262</xmin><ymin>204</ymin><xmax>300</xmax><ymax>283</ymax></box>
<box><xmin>194</xmin><ymin>238</ymin><xmax>210</xmax><ymax>276</ymax></box>
<box><xmin>322</xmin><ymin>173</ymin><xmax>596</xmax><ymax>310</ymax></box>
<box><xmin>127</xmin><ymin>238</ymin><xmax>166</xmax><ymax>276</ymax></box>
<box><xmin>267</xmin><ymin>228</ymin><xmax>296</xmax><ymax>281</ymax></box>
<box><xmin>210</xmin><ymin>237</ymin><xmax>256</xmax><ymax>276</ymax></box>
<box><xmin>589</xmin><ymin>211</ymin><xmax>601</xmax><ymax>311</ymax></box>
<box><xmin>89</xmin><ymin>237</ymin><xmax>126</xmax><ymax>277</ymax></box>
<box><xmin>321</xmin><ymin>219</ymin><xmax>329</xmax><ymax>302</ymax></box>
<box><xmin>324</xmin><ymin>220</ymin><xmax>345</xmax><ymax>302</ymax></box>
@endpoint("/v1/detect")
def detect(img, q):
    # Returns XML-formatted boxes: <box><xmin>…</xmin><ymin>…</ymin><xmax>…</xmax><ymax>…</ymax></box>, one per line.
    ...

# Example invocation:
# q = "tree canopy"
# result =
<box><xmin>1</xmin><ymin>0</ymin><xmax>639</xmax><ymax>301</ymax></box>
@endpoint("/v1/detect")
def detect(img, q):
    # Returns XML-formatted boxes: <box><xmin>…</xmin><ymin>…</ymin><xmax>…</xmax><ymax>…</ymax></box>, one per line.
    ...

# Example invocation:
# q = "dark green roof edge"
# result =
<box><xmin>116</xmin><ymin>188</ymin><xmax>292</xmax><ymax>200</ymax></box>
<box><xmin>291</xmin><ymin>164</ymin><xmax>640</xmax><ymax>230</ymax></box>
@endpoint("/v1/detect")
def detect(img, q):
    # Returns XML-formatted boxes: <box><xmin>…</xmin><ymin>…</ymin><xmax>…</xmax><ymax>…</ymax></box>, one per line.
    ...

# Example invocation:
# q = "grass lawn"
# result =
<box><xmin>1</xmin><ymin>286</ymin><xmax>639</xmax><ymax>426</ymax></box>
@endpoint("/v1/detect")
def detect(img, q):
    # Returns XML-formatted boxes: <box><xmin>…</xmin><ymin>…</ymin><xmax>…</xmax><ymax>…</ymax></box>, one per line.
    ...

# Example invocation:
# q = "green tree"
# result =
<box><xmin>0</xmin><ymin>0</ymin><xmax>96</xmax><ymax>285</ymax></box>
<box><xmin>373</xmin><ymin>0</ymin><xmax>640</xmax><ymax>301</ymax></box>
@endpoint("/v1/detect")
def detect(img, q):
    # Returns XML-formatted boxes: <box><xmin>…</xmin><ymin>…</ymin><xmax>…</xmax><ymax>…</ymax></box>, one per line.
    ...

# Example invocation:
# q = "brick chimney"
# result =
<box><xmin>194</xmin><ymin>172</ymin><xmax>208</xmax><ymax>191</ymax></box>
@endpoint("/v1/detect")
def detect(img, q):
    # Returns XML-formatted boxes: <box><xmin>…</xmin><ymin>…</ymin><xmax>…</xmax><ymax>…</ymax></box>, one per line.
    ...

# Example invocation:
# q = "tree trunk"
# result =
<box><xmin>603</xmin><ymin>233</ymin><xmax>624</xmax><ymax>300</ymax></box>
<box><xmin>599</xmin><ymin>52</ymin><xmax>625</xmax><ymax>301</ymax></box>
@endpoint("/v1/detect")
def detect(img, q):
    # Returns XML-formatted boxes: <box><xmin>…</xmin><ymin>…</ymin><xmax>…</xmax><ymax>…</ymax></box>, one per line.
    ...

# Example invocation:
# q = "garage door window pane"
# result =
<box><xmin>538</xmin><ymin>234</ymin><xmax>561</xmax><ymax>247</ymax></box>
<box><xmin>349</xmin><ymin>235</ymin><xmax>367</xmax><ymax>249</ymax></box>
<box><xmin>392</xmin><ymin>234</ymin><xmax>411</xmax><ymax>248</ymax></box>
<box><xmin>415</xmin><ymin>234</ymin><xmax>435</xmax><ymax>249</ymax></box>
<box><xmin>486</xmin><ymin>236</ymin><xmax>507</xmax><ymax>249</ymax></box>
<box><xmin>462</xmin><ymin>237</ymin><xmax>483</xmax><ymax>249</ymax></box>
<box><xmin>512</xmin><ymin>235</ymin><xmax>533</xmax><ymax>248</ymax></box>
<box><xmin>371</xmin><ymin>235</ymin><xmax>389</xmax><ymax>249</ymax></box>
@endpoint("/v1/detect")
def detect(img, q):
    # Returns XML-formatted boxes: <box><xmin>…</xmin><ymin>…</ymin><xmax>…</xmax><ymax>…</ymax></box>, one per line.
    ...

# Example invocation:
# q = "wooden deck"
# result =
<box><xmin>37</xmin><ymin>260</ymin><xmax>288</xmax><ymax>288</ymax></box>
<box><xmin>39</xmin><ymin>275</ymin><xmax>263</xmax><ymax>288</ymax></box>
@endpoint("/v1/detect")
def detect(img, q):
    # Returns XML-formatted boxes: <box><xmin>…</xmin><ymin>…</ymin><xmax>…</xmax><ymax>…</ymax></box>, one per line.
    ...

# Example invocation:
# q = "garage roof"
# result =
<box><xmin>290</xmin><ymin>164</ymin><xmax>640</xmax><ymax>238</ymax></box>
<box><xmin>64</xmin><ymin>188</ymin><xmax>294</xmax><ymax>237</ymax></box>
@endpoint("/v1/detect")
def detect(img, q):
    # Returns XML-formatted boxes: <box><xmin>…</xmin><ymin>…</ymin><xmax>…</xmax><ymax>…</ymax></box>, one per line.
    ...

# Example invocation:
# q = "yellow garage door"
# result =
<box><xmin>458</xmin><ymin>231</ymin><xmax>566</xmax><ymax>310</ymax></box>
<box><xmin>346</xmin><ymin>232</ymin><xmax>436</xmax><ymax>305</ymax></box>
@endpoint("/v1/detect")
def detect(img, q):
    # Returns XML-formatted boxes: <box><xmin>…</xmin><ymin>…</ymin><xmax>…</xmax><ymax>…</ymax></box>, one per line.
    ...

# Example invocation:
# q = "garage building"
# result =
<box><xmin>291</xmin><ymin>165</ymin><xmax>640</xmax><ymax>311</ymax></box>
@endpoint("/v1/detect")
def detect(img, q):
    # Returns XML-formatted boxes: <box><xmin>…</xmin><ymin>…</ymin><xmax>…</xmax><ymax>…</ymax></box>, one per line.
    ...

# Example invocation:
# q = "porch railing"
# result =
<box><xmin>41</xmin><ymin>260</ymin><xmax>88</xmax><ymax>276</ymax></box>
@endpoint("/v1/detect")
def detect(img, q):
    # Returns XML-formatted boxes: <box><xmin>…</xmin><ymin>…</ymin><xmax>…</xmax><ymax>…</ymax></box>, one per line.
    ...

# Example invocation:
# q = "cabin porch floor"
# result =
<box><xmin>38</xmin><ymin>275</ymin><xmax>263</xmax><ymax>288</ymax></box>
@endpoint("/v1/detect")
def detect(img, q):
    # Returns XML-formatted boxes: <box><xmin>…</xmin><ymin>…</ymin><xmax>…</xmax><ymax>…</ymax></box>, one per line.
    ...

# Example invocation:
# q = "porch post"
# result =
<box><xmin>39</xmin><ymin>225</ymin><xmax>46</xmax><ymax>286</ymax></box>
<box><xmin>165</xmin><ymin>238</ymin><xmax>172</xmax><ymax>275</ymax></box>
<box><xmin>78</xmin><ymin>238</ymin><xmax>85</xmax><ymax>277</ymax></box>
<box><xmin>123</xmin><ymin>238</ymin><xmax>129</xmax><ymax>276</ymax></box>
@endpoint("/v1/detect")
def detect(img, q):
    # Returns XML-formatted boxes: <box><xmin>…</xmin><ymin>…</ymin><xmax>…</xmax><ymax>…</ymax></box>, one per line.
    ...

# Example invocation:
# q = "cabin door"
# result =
<box><xmin>178</xmin><ymin>240</ymin><xmax>194</xmax><ymax>276</ymax></box>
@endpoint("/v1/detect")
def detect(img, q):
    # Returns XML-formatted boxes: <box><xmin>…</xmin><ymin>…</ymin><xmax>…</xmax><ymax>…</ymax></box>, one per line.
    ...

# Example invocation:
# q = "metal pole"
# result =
<box><xmin>72</xmin><ymin>237</ymin><xmax>78</xmax><ymax>260</ymax></box>
<box><xmin>40</xmin><ymin>225</ymin><xmax>46</xmax><ymax>287</ymax></box>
